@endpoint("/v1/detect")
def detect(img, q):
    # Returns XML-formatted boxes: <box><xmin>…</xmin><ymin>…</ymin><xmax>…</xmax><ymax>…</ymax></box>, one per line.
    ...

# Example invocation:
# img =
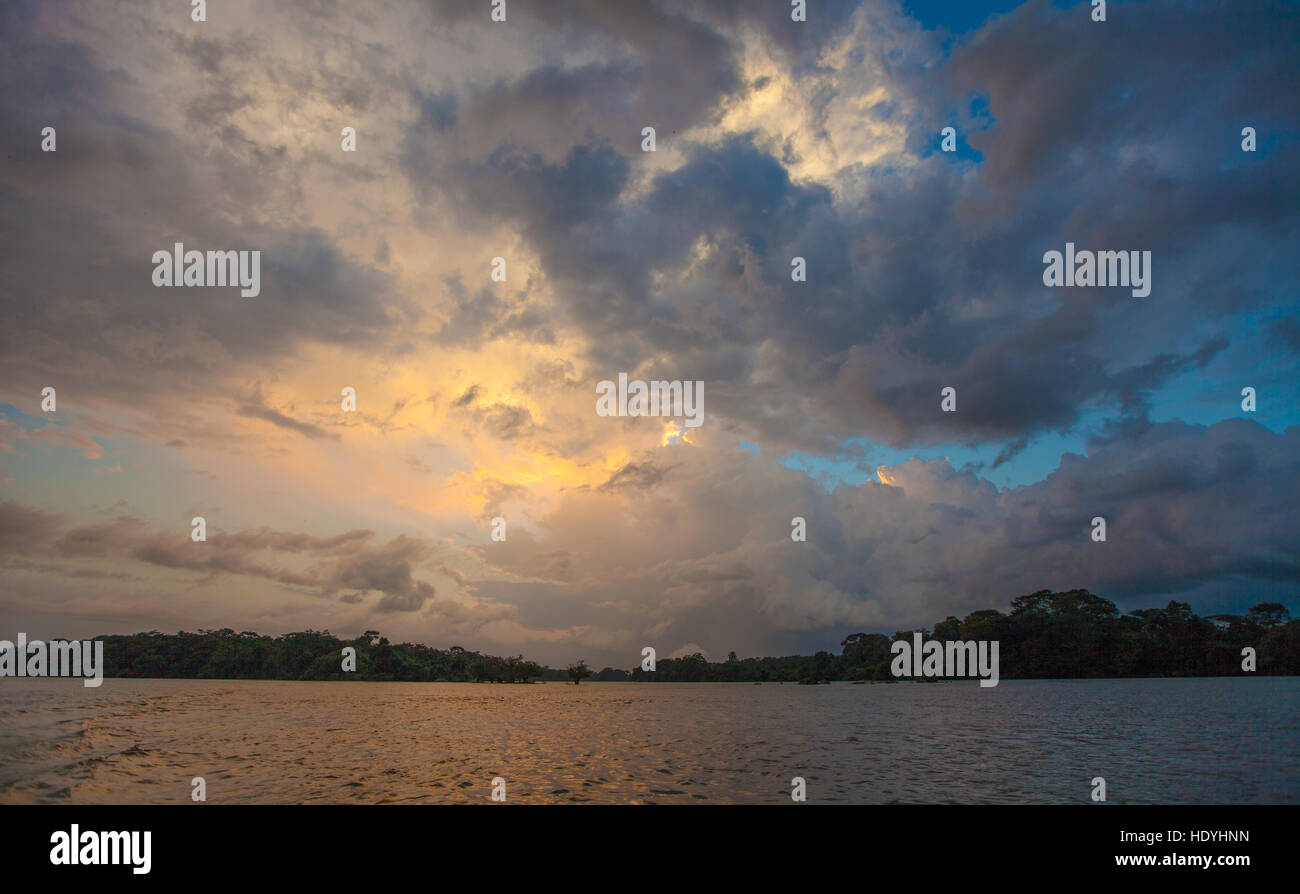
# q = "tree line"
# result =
<box><xmin>596</xmin><ymin>591</ymin><xmax>1300</xmax><ymax>682</ymax></box>
<box><xmin>91</xmin><ymin>590</ymin><xmax>1298</xmax><ymax>682</ymax></box>
<box><xmin>96</xmin><ymin>629</ymin><xmax>543</xmax><ymax>682</ymax></box>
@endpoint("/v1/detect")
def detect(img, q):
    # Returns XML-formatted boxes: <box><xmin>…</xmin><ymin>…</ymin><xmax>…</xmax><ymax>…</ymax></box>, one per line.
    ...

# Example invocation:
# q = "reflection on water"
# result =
<box><xmin>0</xmin><ymin>677</ymin><xmax>1294</xmax><ymax>804</ymax></box>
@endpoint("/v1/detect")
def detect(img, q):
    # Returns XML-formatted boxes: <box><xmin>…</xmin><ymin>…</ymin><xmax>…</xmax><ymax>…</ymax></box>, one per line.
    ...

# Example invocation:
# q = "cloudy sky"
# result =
<box><xmin>1</xmin><ymin>0</ymin><xmax>1296</xmax><ymax>668</ymax></box>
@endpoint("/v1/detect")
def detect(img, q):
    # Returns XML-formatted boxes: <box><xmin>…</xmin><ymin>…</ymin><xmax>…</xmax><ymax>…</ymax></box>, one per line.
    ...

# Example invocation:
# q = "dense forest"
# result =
<box><xmin>96</xmin><ymin>629</ymin><xmax>544</xmax><ymax>683</ymax></box>
<box><xmin>611</xmin><ymin>591</ymin><xmax>1300</xmax><ymax>682</ymax></box>
<box><xmin>92</xmin><ymin>590</ymin><xmax>1299</xmax><ymax>682</ymax></box>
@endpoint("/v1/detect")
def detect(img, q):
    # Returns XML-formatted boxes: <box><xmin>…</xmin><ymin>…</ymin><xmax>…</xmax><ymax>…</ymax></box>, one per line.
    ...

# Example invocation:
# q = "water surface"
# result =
<box><xmin>0</xmin><ymin>677</ymin><xmax>1294</xmax><ymax>804</ymax></box>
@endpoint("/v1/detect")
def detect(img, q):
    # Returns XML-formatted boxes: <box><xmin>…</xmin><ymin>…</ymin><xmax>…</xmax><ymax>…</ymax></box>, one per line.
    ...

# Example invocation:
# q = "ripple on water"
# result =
<box><xmin>0</xmin><ymin>678</ymin><xmax>1294</xmax><ymax>803</ymax></box>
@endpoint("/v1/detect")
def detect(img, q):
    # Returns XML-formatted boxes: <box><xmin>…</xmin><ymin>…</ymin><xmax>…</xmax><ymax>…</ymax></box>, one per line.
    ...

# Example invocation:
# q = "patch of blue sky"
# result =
<box><xmin>780</xmin><ymin>429</ymin><xmax>1094</xmax><ymax>493</ymax></box>
<box><xmin>901</xmin><ymin>0</ymin><xmax>1034</xmax><ymax>35</ymax></box>
<box><xmin>0</xmin><ymin>402</ymin><xmax>52</xmax><ymax>432</ymax></box>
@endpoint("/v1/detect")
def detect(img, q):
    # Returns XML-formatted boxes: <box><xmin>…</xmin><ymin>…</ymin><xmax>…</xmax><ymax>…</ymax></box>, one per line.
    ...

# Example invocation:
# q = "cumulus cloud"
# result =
<box><xmin>0</xmin><ymin>0</ymin><xmax>1295</xmax><ymax>665</ymax></box>
<box><xmin>465</xmin><ymin>419</ymin><xmax>1299</xmax><ymax>664</ymax></box>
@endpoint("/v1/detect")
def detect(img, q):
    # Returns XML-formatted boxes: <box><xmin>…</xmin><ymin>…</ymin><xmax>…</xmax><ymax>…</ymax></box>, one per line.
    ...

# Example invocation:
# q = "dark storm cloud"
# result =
<box><xmin>428</xmin><ymin>129</ymin><xmax>1245</xmax><ymax>451</ymax></box>
<box><xmin>410</xmin><ymin>0</ymin><xmax>1297</xmax><ymax>456</ymax></box>
<box><xmin>400</xmin><ymin>0</ymin><xmax>870</xmax><ymax>194</ymax></box>
<box><xmin>475</xmin><ymin>0</ymin><xmax>866</xmax><ymax>73</ymax></box>
<box><xmin>946</xmin><ymin>0</ymin><xmax>1300</xmax><ymax>190</ymax></box>
<box><xmin>5</xmin><ymin>0</ymin><xmax>1290</xmax><ymax>458</ymax></box>
<box><xmin>402</xmin><ymin>0</ymin><xmax>833</xmax><ymax>167</ymax></box>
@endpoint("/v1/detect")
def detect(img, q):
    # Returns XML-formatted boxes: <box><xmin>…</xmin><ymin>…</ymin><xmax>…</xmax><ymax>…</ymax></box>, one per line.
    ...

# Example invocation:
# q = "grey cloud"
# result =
<box><xmin>9</xmin><ymin>510</ymin><xmax>439</xmax><ymax>613</ymax></box>
<box><xmin>600</xmin><ymin>460</ymin><xmax>673</xmax><ymax>492</ymax></box>
<box><xmin>329</xmin><ymin>535</ymin><xmax>437</xmax><ymax>612</ymax></box>
<box><xmin>453</xmin><ymin>385</ymin><xmax>481</xmax><ymax>408</ymax></box>
<box><xmin>471</xmin><ymin>419</ymin><xmax>1298</xmax><ymax>666</ymax></box>
<box><xmin>0</xmin><ymin>9</ymin><xmax>404</xmax><ymax>416</ymax></box>
<box><xmin>0</xmin><ymin>501</ymin><xmax>64</xmax><ymax>553</ymax></box>
<box><xmin>482</xmin><ymin>404</ymin><xmax>538</xmax><ymax>441</ymax></box>
<box><xmin>237</xmin><ymin>405</ymin><xmax>340</xmax><ymax>440</ymax></box>
<box><xmin>416</xmin><ymin>0</ymin><xmax>1297</xmax><ymax>455</ymax></box>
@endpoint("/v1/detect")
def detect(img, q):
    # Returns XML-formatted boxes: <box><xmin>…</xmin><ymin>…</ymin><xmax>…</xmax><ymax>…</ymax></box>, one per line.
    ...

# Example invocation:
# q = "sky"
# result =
<box><xmin>0</xmin><ymin>0</ymin><xmax>1297</xmax><ymax>669</ymax></box>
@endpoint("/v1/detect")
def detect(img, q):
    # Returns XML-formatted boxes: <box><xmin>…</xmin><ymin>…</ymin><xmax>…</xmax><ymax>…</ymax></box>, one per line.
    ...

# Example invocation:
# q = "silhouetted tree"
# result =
<box><xmin>568</xmin><ymin>659</ymin><xmax>591</xmax><ymax>685</ymax></box>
